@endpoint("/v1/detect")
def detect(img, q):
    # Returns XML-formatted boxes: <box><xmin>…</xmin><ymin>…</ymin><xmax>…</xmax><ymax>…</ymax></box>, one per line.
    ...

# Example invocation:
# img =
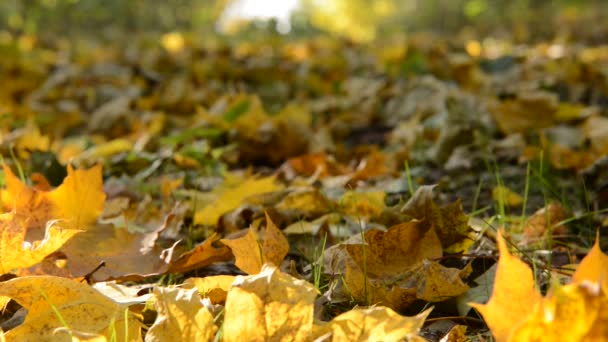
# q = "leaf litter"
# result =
<box><xmin>0</xmin><ymin>17</ymin><xmax>608</xmax><ymax>342</ymax></box>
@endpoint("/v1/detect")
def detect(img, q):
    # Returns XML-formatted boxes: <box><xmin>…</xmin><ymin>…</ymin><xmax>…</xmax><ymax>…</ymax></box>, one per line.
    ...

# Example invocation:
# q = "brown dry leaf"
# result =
<box><xmin>469</xmin><ymin>232</ymin><xmax>543</xmax><ymax>342</ymax></box>
<box><xmin>317</xmin><ymin>306</ymin><xmax>431</xmax><ymax>342</ymax></box>
<box><xmin>221</xmin><ymin>212</ymin><xmax>289</xmax><ymax>274</ymax></box>
<box><xmin>345</xmin><ymin>220</ymin><xmax>442</xmax><ymax>278</ymax></box>
<box><xmin>401</xmin><ymin>185</ymin><xmax>472</xmax><ymax>250</ymax></box>
<box><xmin>326</xmin><ymin>220</ymin><xmax>468</xmax><ymax>310</ymax></box>
<box><xmin>0</xmin><ymin>212</ymin><xmax>80</xmax><ymax>274</ymax></box>
<box><xmin>489</xmin><ymin>91</ymin><xmax>558</xmax><ymax>134</ymax></box>
<box><xmin>168</xmin><ymin>233</ymin><xmax>233</xmax><ymax>274</ymax></box>
<box><xmin>146</xmin><ymin>287</ymin><xmax>217</xmax><ymax>342</ymax></box>
<box><xmin>349</xmin><ymin>148</ymin><xmax>391</xmax><ymax>184</ymax></box>
<box><xmin>284</xmin><ymin>152</ymin><xmax>347</xmax><ymax>178</ymax></box>
<box><xmin>61</xmin><ymin>223</ymin><xmax>175</xmax><ymax>282</ymax></box>
<box><xmin>223</xmin><ymin>264</ymin><xmax>317</xmax><ymax>342</ymax></box>
<box><xmin>194</xmin><ymin>175</ymin><xmax>283</xmax><ymax>226</ymax></box>
<box><xmin>0</xmin><ymin>276</ymin><xmax>141</xmax><ymax>341</ymax></box>
<box><xmin>182</xmin><ymin>275</ymin><xmax>236</xmax><ymax>304</ymax></box>
<box><xmin>523</xmin><ymin>203</ymin><xmax>569</xmax><ymax>240</ymax></box>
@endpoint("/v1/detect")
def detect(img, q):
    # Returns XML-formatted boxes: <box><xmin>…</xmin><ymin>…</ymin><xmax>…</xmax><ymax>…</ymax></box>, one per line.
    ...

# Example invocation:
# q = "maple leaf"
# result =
<box><xmin>0</xmin><ymin>276</ymin><xmax>141</xmax><ymax>341</ymax></box>
<box><xmin>1</xmin><ymin>164</ymin><xmax>105</xmax><ymax>232</ymax></box>
<box><xmin>401</xmin><ymin>185</ymin><xmax>472</xmax><ymax>251</ymax></box>
<box><xmin>318</xmin><ymin>306</ymin><xmax>432</xmax><ymax>341</ymax></box>
<box><xmin>146</xmin><ymin>287</ymin><xmax>217</xmax><ymax>342</ymax></box>
<box><xmin>223</xmin><ymin>264</ymin><xmax>318</xmax><ymax>342</ymax></box>
<box><xmin>325</xmin><ymin>220</ymin><xmax>468</xmax><ymax>310</ymax></box>
<box><xmin>0</xmin><ymin>212</ymin><xmax>80</xmax><ymax>274</ymax></box>
<box><xmin>221</xmin><ymin>212</ymin><xmax>289</xmax><ymax>274</ymax></box>
<box><xmin>471</xmin><ymin>232</ymin><xmax>608</xmax><ymax>341</ymax></box>
<box><xmin>469</xmin><ymin>232</ymin><xmax>542</xmax><ymax>342</ymax></box>
<box><xmin>194</xmin><ymin>175</ymin><xmax>283</xmax><ymax>226</ymax></box>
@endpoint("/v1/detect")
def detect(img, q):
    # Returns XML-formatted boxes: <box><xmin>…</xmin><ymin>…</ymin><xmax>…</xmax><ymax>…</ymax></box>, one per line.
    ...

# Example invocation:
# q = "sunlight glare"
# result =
<box><xmin>217</xmin><ymin>0</ymin><xmax>300</xmax><ymax>34</ymax></box>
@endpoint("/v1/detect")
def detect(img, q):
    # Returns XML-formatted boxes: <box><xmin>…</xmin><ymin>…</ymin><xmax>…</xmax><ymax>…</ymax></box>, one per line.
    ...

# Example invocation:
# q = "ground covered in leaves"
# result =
<box><xmin>1</xmin><ymin>29</ymin><xmax>608</xmax><ymax>341</ymax></box>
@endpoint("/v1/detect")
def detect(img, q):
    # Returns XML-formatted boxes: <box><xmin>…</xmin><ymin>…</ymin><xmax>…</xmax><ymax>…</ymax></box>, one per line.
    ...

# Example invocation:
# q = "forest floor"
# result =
<box><xmin>1</xmin><ymin>29</ymin><xmax>608</xmax><ymax>341</ymax></box>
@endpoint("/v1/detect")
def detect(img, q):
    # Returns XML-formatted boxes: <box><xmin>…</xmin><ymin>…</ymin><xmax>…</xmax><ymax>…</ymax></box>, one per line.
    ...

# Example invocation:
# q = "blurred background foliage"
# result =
<box><xmin>1</xmin><ymin>0</ymin><xmax>607</xmax><ymax>43</ymax></box>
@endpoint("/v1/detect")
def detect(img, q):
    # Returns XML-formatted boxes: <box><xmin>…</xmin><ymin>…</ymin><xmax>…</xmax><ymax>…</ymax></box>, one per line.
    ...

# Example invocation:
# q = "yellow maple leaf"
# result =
<box><xmin>1</xmin><ymin>164</ymin><xmax>105</xmax><ymax>232</ymax></box>
<box><xmin>469</xmin><ymin>232</ymin><xmax>542</xmax><ymax>342</ymax></box>
<box><xmin>318</xmin><ymin>306</ymin><xmax>431</xmax><ymax>341</ymax></box>
<box><xmin>573</xmin><ymin>232</ymin><xmax>608</xmax><ymax>289</ymax></box>
<box><xmin>509</xmin><ymin>282</ymin><xmax>608</xmax><ymax>341</ymax></box>
<box><xmin>146</xmin><ymin>287</ymin><xmax>217</xmax><ymax>342</ymax></box>
<box><xmin>1</xmin><ymin>165</ymin><xmax>53</xmax><ymax>230</ymax></box>
<box><xmin>221</xmin><ymin>212</ymin><xmax>289</xmax><ymax>274</ymax></box>
<box><xmin>0</xmin><ymin>276</ymin><xmax>141</xmax><ymax>341</ymax></box>
<box><xmin>194</xmin><ymin>175</ymin><xmax>283</xmax><ymax>226</ymax></box>
<box><xmin>47</xmin><ymin>164</ymin><xmax>106</xmax><ymax>230</ymax></box>
<box><xmin>223</xmin><ymin>264</ymin><xmax>317</xmax><ymax>342</ymax></box>
<box><xmin>0</xmin><ymin>212</ymin><xmax>80</xmax><ymax>274</ymax></box>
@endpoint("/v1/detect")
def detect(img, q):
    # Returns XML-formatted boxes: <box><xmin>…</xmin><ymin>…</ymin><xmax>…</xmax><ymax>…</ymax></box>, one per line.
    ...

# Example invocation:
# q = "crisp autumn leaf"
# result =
<box><xmin>146</xmin><ymin>287</ymin><xmax>217</xmax><ymax>342</ymax></box>
<box><xmin>339</xmin><ymin>190</ymin><xmax>386</xmax><ymax>218</ymax></box>
<box><xmin>60</xmin><ymin>223</ymin><xmax>175</xmax><ymax>282</ymax></box>
<box><xmin>0</xmin><ymin>276</ymin><xmax>141</xmax><ymax>341</ymax></box>
<box><xmin>221</xmin><ymin>212</ymin><xmax>289</xmax><ymax>274</ymax></box>
<box><xmin>182</xmin><ymin>275</ymin><xmax>236</xmax><ymax>304</ymax></box>
<box><xmin>223</xmin><ymin>264</ymin><xmax>317</xmax><ymax>342</ymax></box>
<box><xmin>47</xmin><ymin>164</ymin><xmax>106</xmax><ymax>230</ymax></box>
<box><xmin>275</xmin><ymin>188</ymin><xmax>333</xmax><ymax>219</ymax></box>
<box><xmin>489</xmin><ymin>91</ymin><xmax>558</xmax><ymax>134</ymax></box>
<box><xmin>1</xmin><ymin>164</ymin><xmax>105</xmax><ymax>233</ymax></box>
<box><xmin>469</xmin><ymin>232</ymin><xmax>542</xmax><ymax>342</ymax></box>
<box><xmin>401</xmin><ymin>185</ymin><xmax>472</xmax><ymax>250</ymax></box>
<box><xmin>523</xmin><ymin>203</ymin><xmax>569</xmax><ymax>240</ymax></box>
<box><xmin>573</xmin><ymin>232</ymin><xmax>608</xmax><ymax>289</ymax></box>
<box><xmin>0</xmin><ymin>212</ymin><xmax>80</xmax><ymax>274</ymax></box>
<box><xmin>193</xmin><ymin>175</ymin><xmax>283</xmax><ymax>226</ymax></box>
<box><xmin>284</xmin><ymin>152</ymin><xmax>347</xmax><ymax>178</ymax></box>
<box><xmin>316</xmin><ymin>306</ymin><xmax>432</xmax><ymax>342</ymax></box>
<box><xmin>1</xmin><ymin>165</ymin><xmax>53</xmax><ymax>232</ymax></box>
<box><xmin>168</xmin><ymin>233</ymin><xmax>233</xmax><ymax>274</ymax></box>
<box><xmin>325</xmin><ymin>220</ymin><xmax>468</xmax><ymax>310</ymax></box>
<box><xmin>509</xmin><ymin>282</ymin><xmax>608</xmax><ymax>341</ymax></box>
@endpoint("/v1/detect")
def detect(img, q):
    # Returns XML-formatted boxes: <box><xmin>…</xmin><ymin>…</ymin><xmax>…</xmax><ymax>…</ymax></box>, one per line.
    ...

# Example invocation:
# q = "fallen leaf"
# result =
<box><xmin>194</xmin><ymin>175</ymin><xmax>283</xmax><ymax>226</ymax></box>
<box><xmin>318</xmin><ymin>306</ymin><xmax>431</xmax><ymax>342</ymax></box>
<box><xmin>146</xmin><ymin>287</ymin><xmax>217</xmax><ymax>342</ymax></box>
<box><xmin>223</xmin><ymin>264</ymin><xmax>317</xmax><ymax>342</ymax></box>
<box><xmin>0</xmin><ymin>276</ymin><xmax>141</xmax><ymax>341</ymax></box>
<box><xmin>523</xmin><ymin>203</ymin><xmax>569</xmax><ymax>240</ymax></box>
<box><xmin>573</xmin><ymin>232</ymin><xmax>608</xmax><ymax>289</ymax></box>
<box><xmin>0</xmin><ymin>212</ymin><xmax>80</xmax><ymax>274</ymax></box>
<box><xmin>401</xmin><ymin>185</ymin><xmax>472</xmax><ymax>249</ymax></box>
<box><xmin>221</xmin><ymin>212</ymin><xmax>289</xmax><ymax>274</ymax></box>
<box><xmin>168</xmin><ymin>233</ymin><xmax>233</xmax><ymax>274</ymax></box>
<box><xmin>469</xmin><ymin>232</ymin><xmax>544</xmax><ymax>342</ymax></box>
<box><xmin>182</xmin><ymin>275</ymin><xmax>236</xmax><ymax>304</ymax></box>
